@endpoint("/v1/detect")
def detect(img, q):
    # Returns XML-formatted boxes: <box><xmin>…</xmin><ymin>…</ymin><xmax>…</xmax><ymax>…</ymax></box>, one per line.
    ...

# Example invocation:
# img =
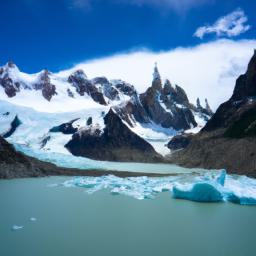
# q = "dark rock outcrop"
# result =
<box><xmin>169</xmin><ymin>50</ymin><xmax>256</xmax><ymax>177</ymax></box>
<box><xmin>139</xmin><ymin>76</ymin><xmax>197</xmax><ymax>130</ymax></box>
<box><xmin>65</xmin><ymin>109</ymin><xmax>163</xmax><ymax>162</ymax></box>
<box><xmin>86</xmin><ymin>117</ymin><xmax>92</xmax><ymax>126</ymax></box>
<box><xmin>34</xmin><ymin>70</ymin><xmax>57</xmax><ymax>101</ymax></box>
<box><xmin>114</xmin><ymin>65</ymin><xmax>212</xmax><ymax>131</ymax></box>
<box><xmin>167</xmin><ymin>134</ymin><xmax>192</xmax><ymax>151</ymax></box>
<box><xmin>0</xmin><ymin>136</ymin><xmax>170</xmax><ymax>179</ymax></box>
<box><xmin>3</xmin><ymin>115</ymin><xmax>22</xmax><ymax>138</ymax></box>
<box><xmin>0</xmin><ymin>62</ymin><xmax>20</xmax><ymax>97</ymax></box>
<box><xmin>113</xmin><ymin>80</ymin><xmax>136</xmax><ymax>97</ymax></box>
<box><xmin>49</xmin><ymin>118</ymin><xmax>79</xmax><ymax>134</ymax></box>
<box><xmin>68</xmin><ymin>70</ymin><xmax>107</xmax><ymax>105</ymax></box>
<box><xmin>0</xmin><ymin>136</ymin><xmax>71</xmax><ymax>179</ymax></box>
<box><xmin>114</xmin><ymin>94</ymin><xmax>150</xmax><ymax>127</ymax></box>
<box><xmin>67</xmin><ymin>88</ymin><xmax>74</xmax><ymax>98</ymax></box>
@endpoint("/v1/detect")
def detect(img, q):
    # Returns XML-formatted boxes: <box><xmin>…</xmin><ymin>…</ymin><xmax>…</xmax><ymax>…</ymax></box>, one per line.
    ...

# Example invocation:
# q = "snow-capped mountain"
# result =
<box><xmin>0</xmin><ymin>61</ymin><xmax>213</xmax><ymax>161</ymax></box>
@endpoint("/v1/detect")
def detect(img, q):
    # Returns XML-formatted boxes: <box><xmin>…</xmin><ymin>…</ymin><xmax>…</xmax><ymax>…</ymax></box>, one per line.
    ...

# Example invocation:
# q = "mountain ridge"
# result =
<box><xmin>169</xmin><ymin>50</ymin><xmax>256</xmax><ymax>177</ymax></box>
<box><xmin>0</xmin><ymin>60</ymin><xmax>212</xmax><ymax>162</ymax></box>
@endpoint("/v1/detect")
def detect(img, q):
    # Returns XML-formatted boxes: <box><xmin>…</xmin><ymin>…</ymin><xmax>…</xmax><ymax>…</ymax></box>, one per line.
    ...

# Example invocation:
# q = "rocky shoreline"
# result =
<box><xmin>0</xmin><ymin>136</ymin><xmax>171</xmax><ymax>179</ymax></box>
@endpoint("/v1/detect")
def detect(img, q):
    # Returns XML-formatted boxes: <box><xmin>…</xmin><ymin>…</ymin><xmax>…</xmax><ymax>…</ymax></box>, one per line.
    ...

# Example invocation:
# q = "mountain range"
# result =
<box><xmin>0</xmin><ymin>61</ymin><xmax>212</xmax><ymax>164</ymax></box>
<box><xmin>1</xmin><ymin>51</ymin><xmax>255</xmax><ymax>178</ymax></box>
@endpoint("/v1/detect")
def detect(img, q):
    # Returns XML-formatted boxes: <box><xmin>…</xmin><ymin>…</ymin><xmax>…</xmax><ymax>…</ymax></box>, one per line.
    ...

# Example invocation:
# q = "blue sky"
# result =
<box><xmin>0</xmin><ymin>0</ymin><xmax>255</xmax><ymax>72</ymax></box>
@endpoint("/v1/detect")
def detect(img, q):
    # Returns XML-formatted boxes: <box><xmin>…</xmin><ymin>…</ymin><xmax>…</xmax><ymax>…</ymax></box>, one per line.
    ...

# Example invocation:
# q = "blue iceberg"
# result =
<box><xmin>172</xmin><ymin>170</ymin><xmax>226</xmax><ymax>202</ymax></box>
<box><xmin>172</xmin><ymin>183</ymin><xmax>224</xmax><ymax>202</ymax></box>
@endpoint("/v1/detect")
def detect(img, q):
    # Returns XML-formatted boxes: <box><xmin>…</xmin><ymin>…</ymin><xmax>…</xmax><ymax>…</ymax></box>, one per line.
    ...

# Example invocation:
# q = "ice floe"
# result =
<box><xmin>172</xmin><ymin>170</ymin><xmax>226</xmax><ymax>202</ymax></box>
<box><xmin>11</xmin><ymin>225</ymin><xmax>24</xmax><ymax>231</ymax></box>
<box><xmin>60</xmin><ymin>170</ymin><xmax>256</xmax><ymax>205</ymax></box>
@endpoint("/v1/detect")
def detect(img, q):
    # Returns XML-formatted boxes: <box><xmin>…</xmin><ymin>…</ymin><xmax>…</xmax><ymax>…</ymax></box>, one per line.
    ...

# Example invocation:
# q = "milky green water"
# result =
<box><xmin>0</xmin><ymin>177</ymin><xmax>256</xmax><ymax>256</ymax></box>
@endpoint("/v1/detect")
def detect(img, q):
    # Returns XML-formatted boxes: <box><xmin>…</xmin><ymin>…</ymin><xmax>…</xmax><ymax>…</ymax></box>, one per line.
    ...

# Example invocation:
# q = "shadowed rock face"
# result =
<box><xmin>114</xmin><ymin>68</ymin><xmax>211</xmax><ymax>131</ymax></box>
<box><xmin>167</xmin><ymin>134</ymin><xmax>192</xmax><ymax>151</ymax></box>
<box><xmin>114</xmin><ymin>94</ymin><xmax>150</xmax><ymax>127</ymax></box>
<box><xmin>169</xmin><ymin>51</ymin><xmax>256</xmax><ymax>177</ymax></box>
<box><xmin>203</xmin><ymin>50</ymin><xmax>256</xmax><ymax>134</ymax></box>
<box><xmin>140</xmin><ymin>80</ymin><xmax>197</xmax><ymax>130</ymax></box>
<box><xmin>0</xmin><ymin>136</ymin><xmax>66</xmax><ymax>179</ymax></box>
<box><xmin>0</xmin><ymin>76</ymin><xmax>20</xmax><ymax>97</ymax></box>
<box><xmin>3</xmin><ymin>115</ymin><xmax>22</xmax><ymax>138</ymax></box>
<box><xmin>49</xmin><ymin>118</ymin><xmax>80</xmax><ymax>134</ymax></box>
<box><xmin>65</xmin><ymin>109</ymin><xmax>163</xmax><ymax>162</ymax></box>
<box><xmin>34</xmin><ymin>70</ymin><xmax>57</xmax><ymax>101</ymax></box>
<box><xmin>68</xmin><ymin>70</ymin><xmax>107</xmax><ymax>105</ymax></box>
<box><xmin>0</xmin><ymin>62</ymin><xmax>20</xmax><ymax>97</ymax></box>
<box><xmin>0</xmin><ymin>135</ymin><xmax>169</xmax><ymax>179</ymax></box>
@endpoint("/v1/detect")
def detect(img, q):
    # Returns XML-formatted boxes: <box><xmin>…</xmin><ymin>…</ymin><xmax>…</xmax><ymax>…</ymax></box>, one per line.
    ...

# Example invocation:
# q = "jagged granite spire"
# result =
<box><xmin>153</xmin><ymin>62</ymin><xmax>161</xmax><ymax>80</ymax></box>
<box><xmin>205</xmin><ymin>98</ymin><xmax>213</xmax><ymax>115</ymax></box>
<box><xmin>152</xmin><ymin>62</ymin><xmax>162</xmax><ymax>91</ymax></box>
<box><xmin>196</xmin><ymin>98</ymin><xmax>202</xmax><ymax>110</ymax></box>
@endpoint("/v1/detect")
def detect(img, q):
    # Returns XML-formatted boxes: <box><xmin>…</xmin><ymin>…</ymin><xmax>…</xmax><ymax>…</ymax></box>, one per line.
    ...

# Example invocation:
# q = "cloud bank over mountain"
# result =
<box><xmin>58</xmin><ymin>39</ymin><xmax>256</xmax><ymax>110</ymax></box>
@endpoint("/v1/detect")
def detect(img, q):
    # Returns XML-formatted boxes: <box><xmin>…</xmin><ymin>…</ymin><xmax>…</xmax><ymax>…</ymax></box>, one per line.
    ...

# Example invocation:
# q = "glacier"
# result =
<box><xmin>59</xmin><ymin>170</ymin><xmax>256</xmax><ymax>205</ymax></box>
<box><xmin>13</xmin><ymin>142</ymin><xmax>207</xmax><ymax>175</ymax></box>
<box><xmin>0</xmin><ymin>100</ymin><xmax>176</xmax><ymax>156</ymax></box>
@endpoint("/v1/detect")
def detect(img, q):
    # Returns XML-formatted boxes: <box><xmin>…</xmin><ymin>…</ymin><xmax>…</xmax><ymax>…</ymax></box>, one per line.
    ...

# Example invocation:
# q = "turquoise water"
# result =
<box><xmin>14</xmin><ymin>143</ymin><xmax>208</xmax><ymax>174</ymax></box>
<box><xmin>1</xmin><ymin>177</ymin><xmax>256</xmax><ymax>256</ymax></box>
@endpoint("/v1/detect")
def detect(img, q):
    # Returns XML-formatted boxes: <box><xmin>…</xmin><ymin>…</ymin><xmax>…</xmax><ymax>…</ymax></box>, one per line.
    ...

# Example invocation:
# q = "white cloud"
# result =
<box><xmin>58</xmin><ymin>39</ymin><xmax>256</xmax><ymax>110</ymax></box>
<box><xmin>194</xmin><ymin>8</ymin><xmax>251</xmax><ymax>39</ymax></box>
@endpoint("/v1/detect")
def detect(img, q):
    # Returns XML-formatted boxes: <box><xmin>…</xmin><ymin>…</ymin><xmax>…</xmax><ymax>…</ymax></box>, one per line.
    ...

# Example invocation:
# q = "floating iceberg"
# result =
<box><xmin>224</xmin><ymin>175</ymin><xmax>256</xmax><ymax>205</ymax></box>
<box><xmin>62</xmin><ymin>175</ymin><xmax>177</xmax><ymax>200</ymax></box>
<box><xmin>60</xmin><ymin>170</ymin><xmax>256</xmax><ymax>205</ymax></box>
<box><xmin>172</xmin><ymin>170</ymin><xmax>226</xmax><ymax>202</ymax></box>
<box><xmin>11</xmin><ymin>225</ymin><xmax>24</xmax><ymax>231</ymax></box>
<box><xmin>172</xmin><ymin>183</ymin><xmax>224</xmax><ymax>202</ymax></box>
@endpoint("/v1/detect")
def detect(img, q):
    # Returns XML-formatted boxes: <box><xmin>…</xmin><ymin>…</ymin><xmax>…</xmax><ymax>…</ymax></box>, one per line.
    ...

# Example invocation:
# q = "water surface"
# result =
<box><xmin>0</xmin><ymin>177</ymin><xmax>256</xmax><ymax>256</ymax></box>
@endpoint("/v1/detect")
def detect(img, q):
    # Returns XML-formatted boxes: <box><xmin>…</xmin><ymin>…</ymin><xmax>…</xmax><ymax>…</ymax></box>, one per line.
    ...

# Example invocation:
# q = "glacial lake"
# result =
<box><xmin>1</xmin><ymin>176</ymin><xmax>256</xmax><ymax>256</ymax></box>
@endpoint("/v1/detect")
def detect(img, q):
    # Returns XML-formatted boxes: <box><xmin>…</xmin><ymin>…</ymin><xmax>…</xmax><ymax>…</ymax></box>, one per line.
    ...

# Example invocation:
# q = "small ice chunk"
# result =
<box><xmin>172</xmin><ymin>182</ymin><xmax>224</xmax><ymax>202</ymax></box>
<box><xmin>30</xmin><ymin>217</ymin><xmax>37</xmax><ymax>222</ymax></box>
<box><xmin>217</xmin><ymin>170</ymin><xmax>226</xmax><ymax>186</ymax></box>
<box><xmin>11</xmin><ymin>225</ymin><xmax>24</xmax><ymax>231</ymax></box>
<box><xmin>227</xmin><ymin>193</ymin><xmax>256</xmax><ymax>205</ymax></box>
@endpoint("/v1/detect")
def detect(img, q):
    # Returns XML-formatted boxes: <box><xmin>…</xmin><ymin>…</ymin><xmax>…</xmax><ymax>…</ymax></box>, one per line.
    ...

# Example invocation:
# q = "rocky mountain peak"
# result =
<box><xmin>92</xmin><ymin>76</ymin><xmax>109</xmax><ymax>85</ymax></box>
<box><xmin>6</xmin><ymin>61</ymin><xmax>17</xmax><ymax>69</ymax></box>
<box><xmin>70</xmin><ymin>69</ymin><xmax>87</xmax><ymax>81</ymax></box>
<box><xmin>203</xmin><ymin>50</ymin><xmax>256</xmax><ymax>133</ymax></box>
<box><xmin>39</xmin><ymin>70</ymin><xmax>51</xmax><ymax>82</ymax></box>
<box><xmin>33</xmin><ymin>69</ymin><xmax>57</xmax><ymax>101</ymax></box>
<box><xmin>2</xmin><ymin>61</ymin><xmax>19</xmax><ymax>75</ymax></box>
<box><xmin>231</xmin><ymin>50</ymin><xmax>256</xmax><ymax>101</ymax></box>
<box><xmin>205</xmin><ymin>98</ymin><xmax>213</xmax><ymax>115</ymax></box>
<box><xmin>163</xmin><ymin>79</ymin><xmax>175</xmax><ymax>95</ymax></box>
<box><xmin>174</xmin><ymin>85</ymin><xmax>189</xmax><ymax>105</ymax></box>
<box><xmin>0</xmin><ymin>62</ymin><xmax>20</xmax><ymax>97</ymax></box>
<box><xmin>152</xmin><ymin>63</ymin><xmax>162</xmax><ymax>91</ymax></box>
<box><xmin>196</xmin><ymin>98</ymin><xmax>202</xmax><ymax>110</ymax></box>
